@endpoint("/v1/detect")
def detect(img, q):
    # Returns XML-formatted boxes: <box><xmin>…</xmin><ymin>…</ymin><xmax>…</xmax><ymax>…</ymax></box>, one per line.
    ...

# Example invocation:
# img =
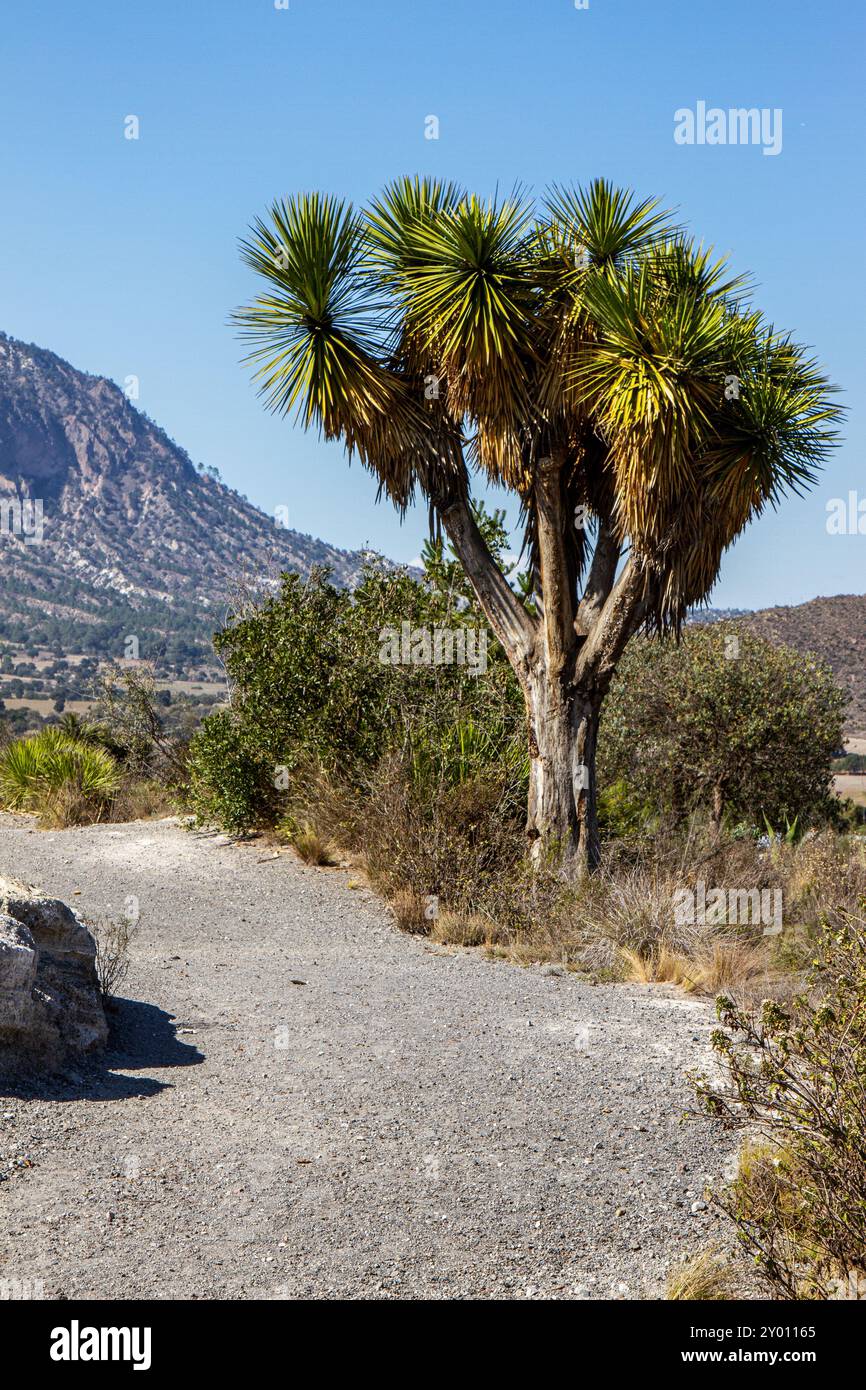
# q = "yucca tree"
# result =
<box><xmin>234</xmin><ymin>178</ymin><xmax>841</xmax><ymax>875</ymax></box>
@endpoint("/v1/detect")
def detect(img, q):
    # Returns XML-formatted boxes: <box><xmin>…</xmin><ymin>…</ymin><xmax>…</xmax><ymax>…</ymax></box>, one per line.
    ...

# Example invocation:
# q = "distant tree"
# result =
<box><xmin>598</xmin><ymin>626</ymin><xmax>847</xmax><ymax>830</ymax></box>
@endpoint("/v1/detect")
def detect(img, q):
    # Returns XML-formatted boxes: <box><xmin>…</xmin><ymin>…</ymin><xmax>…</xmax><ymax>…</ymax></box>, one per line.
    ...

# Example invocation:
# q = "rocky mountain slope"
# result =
<box><xmin>0</xmin><ymin>332</ymin><xmax>370</xmax><ymax>665</ymax></box>
<box><xmin>743</xmin><ymin>595</ymin><xmax>866</xmax><ymax>736</ymax></box>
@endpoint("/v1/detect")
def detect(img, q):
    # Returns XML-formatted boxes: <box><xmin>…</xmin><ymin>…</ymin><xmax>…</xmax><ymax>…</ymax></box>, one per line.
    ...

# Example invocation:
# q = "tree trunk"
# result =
<box><xmin>526</xmin><ymin>660</ymin><xmax>601</xmax><ymax>878</ymax></box>
<box><xmin>437</xmin><ymin>488</ymin><xmax>645</xmax><ymax>879</ymax></box>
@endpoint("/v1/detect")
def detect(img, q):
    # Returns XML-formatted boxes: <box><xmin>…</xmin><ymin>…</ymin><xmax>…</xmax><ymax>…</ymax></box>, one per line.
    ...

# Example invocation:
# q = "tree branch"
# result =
<box><xmin>574</xmin><ymin>557</ymin><xmax>646</xmax><ymax>697</ymax></box>
<box><xmin>439</xmin><ymin>494</ymin><xmax>537</xmax><ymax>671</ymax></box>
<box><xmin>535</xmin><ymin>453</ymin><xmax>574</xmax><ymax>672</ymax></box>
<box><xmin>574</xmin><ymin>520</ymin><xmax>620</xmax><ymax>638</ymax></box>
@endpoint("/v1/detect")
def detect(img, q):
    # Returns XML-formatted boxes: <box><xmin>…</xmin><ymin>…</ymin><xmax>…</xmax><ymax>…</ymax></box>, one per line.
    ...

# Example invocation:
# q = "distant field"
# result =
<box><xmin>834</xmin><ymin>737</ymin><xmax>866</xmax><ymax>806</ymax></box>
<box><xmin>835</xmin><ymin>773</ymin><xmax>866</xmax><ymax>808</ymax></box>
<box><xmin>157</xmin><ymin>680</ymin><xmax>226</xmax><ymax>696</ymax></box>
<box><xmin>2</xmin><ymin>698</ymin><xmax>92</xmax><ymax>715</ymax></box>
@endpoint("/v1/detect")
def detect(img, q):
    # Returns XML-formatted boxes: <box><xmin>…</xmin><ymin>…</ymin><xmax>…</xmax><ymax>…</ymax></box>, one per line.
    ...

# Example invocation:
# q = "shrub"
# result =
<box><xmin>599</xmin><ymin>626</ymin><xmax>847</xmax><ymax>831</ymax></box>
<box><xmin>693</xmin><ymin>909</ymin><xmax>866</xmax><ymax>1299</ymax></box>
<box><xmin>185</xmin><ymin>536</ymin><xmax>526</xmax><ymax>835</ymax></box>
<box><xmin>288</xmin><ymin>751</ymin><xmax>526</xmax><ymax>912</ymax></box>
<box><xmin>185</xmin><ymin>709</ymin><xmax>278</xmax><ymax>834</ymax></box>
<box><xmin>0</xmin><ymin>726</ymin><xmax>120</xmax><ymax>826</ymax></box>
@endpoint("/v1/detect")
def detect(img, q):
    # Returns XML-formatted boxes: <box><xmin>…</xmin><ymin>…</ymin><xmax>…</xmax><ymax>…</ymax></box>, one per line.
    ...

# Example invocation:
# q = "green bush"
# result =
<box><xmin>184</xmin><ymin>513</ymin><xmax>527</xmax><ymax>834</ymax></box>
<box><xmin>599</xmin><ymin>625</ymin><xmax>847</xmax><ymax>831</ymax></box>
<box><xmin>184</xmin><ymin>709</ymin><xmax>280</xmax><ymax>834</ymax></box>
<box><xmin>597</xmin><ymin>777</ymin><xmax>656</xmax><ymax>839</ymax></box>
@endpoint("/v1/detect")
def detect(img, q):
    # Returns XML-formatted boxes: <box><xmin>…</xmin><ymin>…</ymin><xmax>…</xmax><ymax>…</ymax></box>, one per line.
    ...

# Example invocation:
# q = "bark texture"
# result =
<box><xmin>438</xmin><ymin>469</ymin><xmax>646</xmax><ymax>878</ymax></box>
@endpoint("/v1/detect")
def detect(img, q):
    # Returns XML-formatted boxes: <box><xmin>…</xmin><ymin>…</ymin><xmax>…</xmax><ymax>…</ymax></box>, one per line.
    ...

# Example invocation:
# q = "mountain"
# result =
<box><xmin>0</xmin><ymin>332</ymin><xmax>373</xmax><ymax>668</ymax></box>
<box><xmin>687</xmin><ymin>606</ymin><xmax>752</xmax><ymax>624</ymax></box>
<box><xmin>743</xmin><ymin>595</ymin><xmax>866</xmax><ymax>737</ymax></box>
<box><xmin>691</xmin><ymin>597</ymin><xmax>866</xmax><ymax>737</ymax></box>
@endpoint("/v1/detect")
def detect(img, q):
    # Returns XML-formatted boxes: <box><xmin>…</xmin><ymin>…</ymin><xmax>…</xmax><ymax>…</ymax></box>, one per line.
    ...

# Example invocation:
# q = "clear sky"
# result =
<box><xmin>1</xmin><ymin>0</ymin><xmax>863</xmax><ymax>608</ymax></box>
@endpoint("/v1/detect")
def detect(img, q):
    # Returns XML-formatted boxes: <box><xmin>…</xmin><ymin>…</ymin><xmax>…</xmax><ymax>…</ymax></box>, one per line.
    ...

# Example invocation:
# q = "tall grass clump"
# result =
<box><xmin>0</xmin><ymin>726</ymin><xmax>120</xmax><ymax>827</ymax></box>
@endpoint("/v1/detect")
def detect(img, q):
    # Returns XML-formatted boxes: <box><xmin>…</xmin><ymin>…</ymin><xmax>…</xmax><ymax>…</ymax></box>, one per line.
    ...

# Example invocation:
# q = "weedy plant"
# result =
<box><xmin>92</xmin><ymin>913</ymin><xmax>138</xmax><ymax>1002</ymax></box>
<box><xmin>692</xmin><ymin>908</ymin><xmax>866</xmax><ymax>1299</ymax></box>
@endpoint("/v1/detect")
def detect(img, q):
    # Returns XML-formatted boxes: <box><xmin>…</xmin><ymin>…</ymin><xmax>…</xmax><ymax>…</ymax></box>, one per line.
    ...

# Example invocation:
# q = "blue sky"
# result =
<box><xmin>1</xmin><ymin>0</ymin><xmax>863</xmax><ymax>608</ymax></box>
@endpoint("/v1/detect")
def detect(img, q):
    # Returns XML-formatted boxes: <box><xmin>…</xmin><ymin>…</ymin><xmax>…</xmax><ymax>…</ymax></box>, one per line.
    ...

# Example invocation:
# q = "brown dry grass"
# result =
<box><xmin>620</xmin><ymin>938</ymin><xmax>772</xmax><ymax>995</ymax></box>
<box><xmin>389</xmin><ymin>887</ymin><xmax>431</xmax><ymax>935</ymax></box>
<box><xmin>666</xmin><ymin>1247</ymin><xmax>742</xmax><ymax>1300</ymax></box>
<box><xmin>109</xmin><ymin>778</ymin><xmax>176</xmax><ymax>823</ymax></box>
<box><xmin>276</xmin><ymin>758</ymin><xmax>866</xmax><ymax>997</ymax></box>
<box><xmin>291</xmin><ymin>823</ymin><xmax>336</xmax><ymax>866</ymax></box>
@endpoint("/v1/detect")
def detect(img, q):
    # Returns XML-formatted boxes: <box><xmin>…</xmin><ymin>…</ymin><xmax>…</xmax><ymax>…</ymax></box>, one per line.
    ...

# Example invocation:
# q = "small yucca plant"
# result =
<box><xmin>0</xmin><ymin>726</ymin><xmax>120</xmax><ymax>825</ymax></box>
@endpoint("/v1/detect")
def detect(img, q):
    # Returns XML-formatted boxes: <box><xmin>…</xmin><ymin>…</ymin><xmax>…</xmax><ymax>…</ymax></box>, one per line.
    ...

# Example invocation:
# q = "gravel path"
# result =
<box><xmin>0</xmin><ymin>817</ymin><xmax>736</xmax><ymax>1300</ymax></box>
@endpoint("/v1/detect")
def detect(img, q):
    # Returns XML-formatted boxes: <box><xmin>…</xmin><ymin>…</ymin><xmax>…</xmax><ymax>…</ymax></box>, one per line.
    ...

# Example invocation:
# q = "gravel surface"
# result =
<box><xmin>0</xmin><ymin>816</ymin><xmax>737</xmax><ymax>1300</ymax></box>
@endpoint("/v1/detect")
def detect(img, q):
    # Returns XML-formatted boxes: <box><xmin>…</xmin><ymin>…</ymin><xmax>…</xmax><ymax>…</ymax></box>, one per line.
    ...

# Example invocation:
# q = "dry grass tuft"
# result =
<box><xmin>621</xmin><ymin>938</ymin><xmax>772</xmax><ymax>996</ymax></box>
<box><xmin>389</xmin><ymin>888</ymin><xmax>431</xmax><ymax>935</ymax></box>
<box><xmin>691</xmin><ymin>939</ymin><xmax>772</xmax><ymax>994</ymax></box>
<box><xmin>109</xmin><ymin>778</ymin><xmax>176</xmax><ymax>823</ymax></box>
<box><xmin>619</xmin><ymin>944</ymin><xmax>698</xmax><ymax>989</ymax></box>
<box><xmin>429</xmin><ymin>908</ymin><xmax>502</xmax><ymax>948</ymax></box>
<box><xmin>666</xmin><ymin>1247</ymin><xmax>741</xmax><ymax>1301</ymax></box>
<box><xmin>276</xmin><ymin>809</ymin><xmax>337</xmax><ymax>865</ymax></box>
<box><xmin>291</xmin><ymin>823</ymin><xmax>336</xmax><ymax>866</ymax></box>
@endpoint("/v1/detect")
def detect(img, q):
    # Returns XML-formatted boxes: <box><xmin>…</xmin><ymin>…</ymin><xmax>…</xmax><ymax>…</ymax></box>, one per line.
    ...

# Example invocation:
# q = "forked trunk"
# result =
<box><xmin>437</xmin><ymin>491</ymin><xmax>644</xmax><ymax>881</ymax></box>
<box><xmin>525</xmin><ymin>663</ymin><xmax>601</xmax><ymax>878</ymax></box>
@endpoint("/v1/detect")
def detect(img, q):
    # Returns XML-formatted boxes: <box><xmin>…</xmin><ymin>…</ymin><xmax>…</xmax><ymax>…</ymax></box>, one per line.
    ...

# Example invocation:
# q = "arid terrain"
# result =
<box><xmin>0</xmin><ymin>816</ymin><xmax>736</xmax><ymax>1301</ymax></box>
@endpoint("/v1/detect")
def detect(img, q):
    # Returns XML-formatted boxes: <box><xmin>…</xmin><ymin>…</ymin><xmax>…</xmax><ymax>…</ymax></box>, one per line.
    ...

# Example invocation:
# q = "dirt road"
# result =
<box><xmin>0</xmin><ymin>818</ymin><xmax>734</xmax><ymax>1300</ymax></box>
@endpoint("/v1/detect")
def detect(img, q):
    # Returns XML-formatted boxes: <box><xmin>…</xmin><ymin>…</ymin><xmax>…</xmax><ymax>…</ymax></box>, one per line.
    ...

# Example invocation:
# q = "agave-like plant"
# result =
<box><xmin>234</xmin><ymin>177</ymin><xmax>842</xmax><ymax>874</ymax></box>
<box><xmin>0</xmin><ymin>726</ymin><xmax>120</xmax><ymax>823</ymax></box>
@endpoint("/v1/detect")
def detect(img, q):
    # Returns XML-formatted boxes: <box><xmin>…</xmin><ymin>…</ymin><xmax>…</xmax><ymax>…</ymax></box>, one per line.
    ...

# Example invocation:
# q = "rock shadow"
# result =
<box><xmin>0</xmin><ymin>997</ymin><xmax>204</xmax><ymax>1101</ymax></box>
